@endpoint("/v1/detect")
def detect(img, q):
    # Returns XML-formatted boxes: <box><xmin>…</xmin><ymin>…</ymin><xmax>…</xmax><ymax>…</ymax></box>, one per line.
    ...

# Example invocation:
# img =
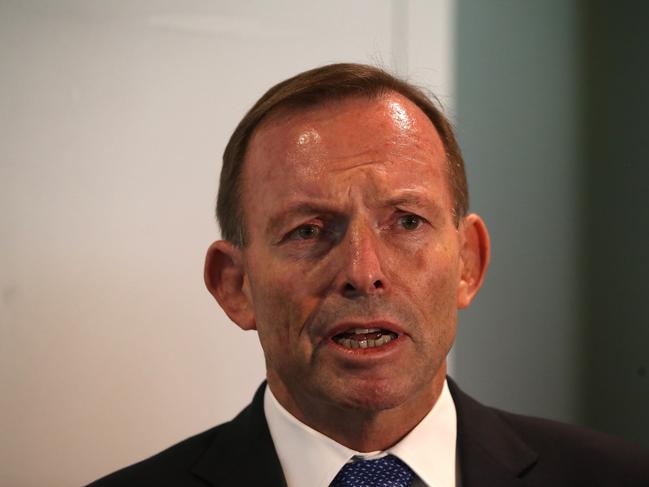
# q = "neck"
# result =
<box><xmin>267</xmin><ymin>364</ymin><xmax>446</xmax><ymax>452</ymax></box>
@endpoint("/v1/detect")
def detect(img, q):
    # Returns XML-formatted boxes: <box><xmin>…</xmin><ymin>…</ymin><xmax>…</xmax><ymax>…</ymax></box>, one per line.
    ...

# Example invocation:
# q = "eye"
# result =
<box><xmin>290</xmin><ymin>224</ymin><xmax>321</xmax><ymax>240</ymax></box>
<box><xmin>398</xmin><ymin>214</ymin><xmax>422</xmax><ymax>230</ymax></box>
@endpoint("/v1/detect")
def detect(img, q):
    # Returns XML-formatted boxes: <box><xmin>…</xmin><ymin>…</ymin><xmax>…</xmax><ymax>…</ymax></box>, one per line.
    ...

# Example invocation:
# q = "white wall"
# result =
<box><xmin>0</xmin><ymin>2</ymin><xmax>455</xmax><ymax>485</ymax></box>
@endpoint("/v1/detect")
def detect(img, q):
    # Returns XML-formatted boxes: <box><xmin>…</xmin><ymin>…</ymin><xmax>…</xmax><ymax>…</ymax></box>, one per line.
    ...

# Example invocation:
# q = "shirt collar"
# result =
<box><xmin>264</xmin><ymin>380</ymin><xmax>457</xmax><ymax>487</ymax></box>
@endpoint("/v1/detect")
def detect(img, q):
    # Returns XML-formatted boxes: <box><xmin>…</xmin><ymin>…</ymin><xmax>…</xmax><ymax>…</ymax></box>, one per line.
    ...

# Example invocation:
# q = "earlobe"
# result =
<box><xmin>204</xmin><ymin>240</ymin><xmax>257</xmax><ymax>330</ymax></box>
<box><xmin>457</xmin><ymin>214</ymin><xmax>490</xmax><ymax>309</ymax></box>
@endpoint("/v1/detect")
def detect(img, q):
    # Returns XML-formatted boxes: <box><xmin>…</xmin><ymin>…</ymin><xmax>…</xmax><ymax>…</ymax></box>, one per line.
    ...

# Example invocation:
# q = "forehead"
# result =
<box><xmin>241</xmin><ymin>93</ymin><xmax>450</xmax><ymax>227</ymax></box>
<box><xmin>248</xmin><ymin>93</ymin><xmax>444</xmax><ymax>171</ymax></box>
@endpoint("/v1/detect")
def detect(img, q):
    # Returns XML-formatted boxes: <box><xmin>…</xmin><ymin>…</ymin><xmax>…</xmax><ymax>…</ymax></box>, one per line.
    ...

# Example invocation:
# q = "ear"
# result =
<box><xmin>457</xmin><ymin>213</ymin><xmax>490</xmax><ymax>309</ymax></box>
<box><xmin>204</xmin><ymin>240</ymin><xmax>256</xmax><ymax>330</ymax></box>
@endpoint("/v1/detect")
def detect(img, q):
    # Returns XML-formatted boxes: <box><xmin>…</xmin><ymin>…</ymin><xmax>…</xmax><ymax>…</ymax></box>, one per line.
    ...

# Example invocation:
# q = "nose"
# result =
<box><xmin>337</xmin><ymin>222</ymin><xmax>388</xmax><ymax>298</ymax></box>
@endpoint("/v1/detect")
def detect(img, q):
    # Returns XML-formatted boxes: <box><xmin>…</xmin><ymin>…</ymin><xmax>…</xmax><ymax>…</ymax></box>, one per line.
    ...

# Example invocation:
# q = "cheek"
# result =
<box><xmin>248</xmin><ymin>261</ymin><xmax>319</xmax><ymax>338</ymax></box>
<box><xmin>410</xmin><ymin>241</ymin><xmax>459</xmax><ymax>280</ymax></box>
<box><xmin>394</xmin><ymin>243</ymin><xmax>461</xmax><ymax>311</ymax></box>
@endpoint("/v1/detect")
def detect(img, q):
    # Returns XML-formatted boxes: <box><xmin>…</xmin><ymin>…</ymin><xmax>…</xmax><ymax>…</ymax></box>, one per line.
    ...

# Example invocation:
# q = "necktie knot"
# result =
<box><xmin>330</xmin><ymin>454</ymin><xmax>415</xmax><ymax>487</ymax></box>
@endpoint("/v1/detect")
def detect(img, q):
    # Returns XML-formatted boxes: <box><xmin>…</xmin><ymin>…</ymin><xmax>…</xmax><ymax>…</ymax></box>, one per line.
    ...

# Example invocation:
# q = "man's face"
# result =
<box><xmin>236</xmin><ymin>93</ymin><xmax>477</xmax><ymax>415</ymax></box>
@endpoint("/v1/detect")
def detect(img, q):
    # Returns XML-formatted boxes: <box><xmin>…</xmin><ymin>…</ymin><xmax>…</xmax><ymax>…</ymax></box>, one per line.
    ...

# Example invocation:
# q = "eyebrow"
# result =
<box><xmin>381</xmin><ymin>194</ymin><xmax>444</xmax><ymax>218</ymax></box>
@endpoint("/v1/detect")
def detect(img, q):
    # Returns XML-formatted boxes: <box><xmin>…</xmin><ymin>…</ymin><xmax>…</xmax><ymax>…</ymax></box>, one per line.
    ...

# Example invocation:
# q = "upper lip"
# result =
<box><xmin>325</xmin><ymin>320</ymin><xmax>405</xmax><ymax>340</ymax></box>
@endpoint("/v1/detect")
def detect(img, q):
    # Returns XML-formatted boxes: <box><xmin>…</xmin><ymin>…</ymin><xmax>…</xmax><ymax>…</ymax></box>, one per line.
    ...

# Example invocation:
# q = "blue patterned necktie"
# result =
<box><xmin>330</xmin><ymin>454</ymin><xmax>415</xmax><ymax>487</ymax></box>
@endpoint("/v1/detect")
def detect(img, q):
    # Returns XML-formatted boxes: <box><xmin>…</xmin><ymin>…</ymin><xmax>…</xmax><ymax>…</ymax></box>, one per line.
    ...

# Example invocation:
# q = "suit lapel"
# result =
<box><xmin>191</xmin><ymin>383</ymin><xmax>287</xmax><ymax>487</ymax></box>
<box><xmin>448</xmin><ymin>378</ymin><xmax>539</xmax><ymax>487</ymax></box>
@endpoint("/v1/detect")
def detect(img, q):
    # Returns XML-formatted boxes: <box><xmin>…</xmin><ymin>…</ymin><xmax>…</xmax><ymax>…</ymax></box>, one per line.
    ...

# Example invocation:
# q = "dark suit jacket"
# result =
<box><xmin>87</xmin><ymin>379</ymin><xmax>649</xmax><ymax>486</ymax></box>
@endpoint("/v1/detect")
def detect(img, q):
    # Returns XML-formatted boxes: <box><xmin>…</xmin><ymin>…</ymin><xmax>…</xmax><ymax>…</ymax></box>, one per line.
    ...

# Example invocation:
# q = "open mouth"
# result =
<box><xmin>331</xmin><ymin>327</ymin><xmax>399</xmax><ymax>349</ymax></box>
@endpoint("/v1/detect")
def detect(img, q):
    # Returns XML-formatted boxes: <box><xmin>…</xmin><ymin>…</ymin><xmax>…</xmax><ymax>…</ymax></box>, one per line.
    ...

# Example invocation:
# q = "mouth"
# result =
<box><xmin>331</xmin><ymin>327</ymin><xmax>400</xmax><ymax>350</ymax></box>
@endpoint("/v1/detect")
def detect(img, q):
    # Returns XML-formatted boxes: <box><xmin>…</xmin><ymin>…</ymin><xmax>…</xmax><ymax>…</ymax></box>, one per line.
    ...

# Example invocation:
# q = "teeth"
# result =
<box><xmin>336</xmin><ymin>333</ymin><xmax>395</xmax><ymax>349</ymax></box>
<box><xmin>352</xmin><ymin>328</ymin><xmax>381</xmax><ymax>334</ymax></box>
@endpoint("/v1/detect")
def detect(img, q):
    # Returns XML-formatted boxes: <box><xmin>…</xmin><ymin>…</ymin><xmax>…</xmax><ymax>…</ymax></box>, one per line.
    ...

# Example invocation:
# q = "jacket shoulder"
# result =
<box><xmin>85</xmin><ymin>420</ymin><xmax>234</xmax><ymax>486</ymax></box>
<box><xmin>447</xmin><ymin>378</ymin><xmax>649</xmax><ymax>486</ymax></box>
<box><xmin>86</xmin><ymin>384</ymin><xmax>283</xmax><ymax>487</ymax></box>
<box><xmin>496</xmin><ymin>408</ymin><xmax>649</xmax><ymax>485</ymax></box>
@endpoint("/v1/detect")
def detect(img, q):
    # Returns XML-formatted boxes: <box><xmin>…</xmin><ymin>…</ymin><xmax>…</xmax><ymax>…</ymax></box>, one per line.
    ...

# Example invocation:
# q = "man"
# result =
<box><xmin>89</xmin><ymin>64</ymin><xmax>649</xmax><ymax>486</ymax></box>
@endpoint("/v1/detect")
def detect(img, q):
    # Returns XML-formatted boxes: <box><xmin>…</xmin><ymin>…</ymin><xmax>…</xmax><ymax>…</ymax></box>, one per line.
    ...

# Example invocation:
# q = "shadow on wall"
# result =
<box><xmin>580</xmin><ymin>0</ymin><xmax>649</xmax><ymax>449</ymax></box>
<box><xmin>453</xmin><ymin>0</ymin><xmax>649</xmax><ymax>449</ymax></box>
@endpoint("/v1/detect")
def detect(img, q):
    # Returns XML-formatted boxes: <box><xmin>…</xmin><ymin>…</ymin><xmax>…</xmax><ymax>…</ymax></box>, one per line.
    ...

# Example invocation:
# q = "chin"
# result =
<box><xmin>329</xmin><ymin>378</ymin><xmax>419</xmax><ymax>413</ymax></box>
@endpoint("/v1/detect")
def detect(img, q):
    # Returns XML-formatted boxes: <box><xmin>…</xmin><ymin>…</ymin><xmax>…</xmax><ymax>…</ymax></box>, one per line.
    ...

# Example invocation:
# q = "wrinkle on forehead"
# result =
<box><xmin>327</xmin><ymin>156</ymin><xmax>386</xmax><ymax>173</ymax></box>
<box><xmin>285</xmin><ymin>136</ymin><xmax>439</xmax><ymax>182</ymax></box>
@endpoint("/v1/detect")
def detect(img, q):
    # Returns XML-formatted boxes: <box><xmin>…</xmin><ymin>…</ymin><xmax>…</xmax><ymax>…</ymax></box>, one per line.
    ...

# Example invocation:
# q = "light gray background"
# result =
<box><xmin>1</xmin><ymin>1</ymin><xmax>454</xmax><ymax>486</ymax></box>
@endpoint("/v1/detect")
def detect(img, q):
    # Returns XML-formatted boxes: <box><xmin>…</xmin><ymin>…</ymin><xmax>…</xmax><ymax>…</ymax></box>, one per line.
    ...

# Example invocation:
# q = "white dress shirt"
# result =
<box><xmin>264</xmin><ymin>380</ymin><xmax>458</xmax><ymax>487</ymax></box>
